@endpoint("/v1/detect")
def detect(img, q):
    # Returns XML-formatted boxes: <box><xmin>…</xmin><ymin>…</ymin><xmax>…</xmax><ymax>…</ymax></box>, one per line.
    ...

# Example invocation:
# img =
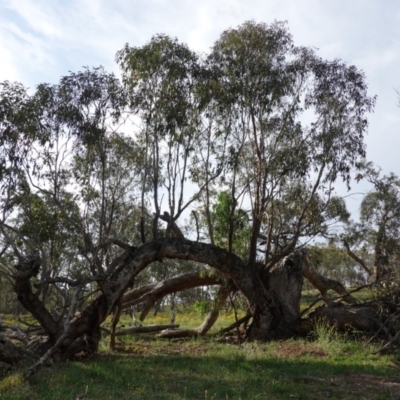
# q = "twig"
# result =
<box><xmin>216</xmin><ymin>315</ymin><xmax>252</xmax><ymax>335</ymax></box>
<box><xmin>374</xmin><ymin>329</ymin><xmax>400</xmax><ymax>354</ymax></box>
<box><xmin>228</xmin><ymin>292</ymin><xmax>243</xmax><ymax>344</ymax></box>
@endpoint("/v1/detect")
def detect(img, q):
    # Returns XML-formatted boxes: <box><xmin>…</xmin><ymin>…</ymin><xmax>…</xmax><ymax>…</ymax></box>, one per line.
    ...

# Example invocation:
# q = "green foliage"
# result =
<box><xmin>211</xmin><ymin>191</ymin><xmax>250</xmax><ymax>256</ymax></box>
<box><xmin>192</xmin><ymin>299</ymin><xmax>211</xmax><ymax>316</ymax></box>
<box><xmin>117</xmin><ymin>35</ymin><xmax>199</xmax><ymax>135</ymax></box>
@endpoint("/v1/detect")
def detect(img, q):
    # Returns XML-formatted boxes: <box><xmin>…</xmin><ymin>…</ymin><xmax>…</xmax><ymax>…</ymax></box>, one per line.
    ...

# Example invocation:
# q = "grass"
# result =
<box><xmin>102</xmin><ymin>308</ymin><xmax>247</xmax><ymax>333</ymax></box>
<box><xmin>1</xmin><ymin>325</ymin><xmax>399</xmax><ymax>399</ymax></box>
<box><xmin>1</xmin><ymin>338</ymin><xmax>398</xmax><ymax>399</ymax></box>
<box><xmin>2</xmin><ymin>289</ymin><xmax>398</xmax><ymax>399</ymax></box>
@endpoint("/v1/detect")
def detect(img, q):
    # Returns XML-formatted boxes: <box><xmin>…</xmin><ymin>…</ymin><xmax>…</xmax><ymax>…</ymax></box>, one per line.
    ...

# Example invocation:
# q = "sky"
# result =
<box><xmin>0</xmin><ymin>0</ymin><xmax>399</xmax><ymax>215</ymax></box>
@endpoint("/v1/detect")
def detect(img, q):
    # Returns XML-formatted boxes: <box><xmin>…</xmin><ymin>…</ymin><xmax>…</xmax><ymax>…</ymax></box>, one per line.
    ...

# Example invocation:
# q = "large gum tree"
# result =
<box><xmin>0</xmin><ymin>21</ymin><xmax>375</xmax><ymax>374</ymax></box>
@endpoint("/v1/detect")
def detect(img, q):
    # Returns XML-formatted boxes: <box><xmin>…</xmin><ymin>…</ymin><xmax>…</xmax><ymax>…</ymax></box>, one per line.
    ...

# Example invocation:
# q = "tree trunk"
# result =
<box><xmin>196</xmin><ymin>282</ymin><xmax>233</xmax><ymax>335</ymax></box>
<box><xmin>13</xmin><ymin>239</ymin><xmax>365</xmax><ymax>369</ymax></box>
<box><xmin>13</xmin><ymin>239</ymin><xmax>274</xmax><ymax>365</ymax></box>
<box><xmin>253</xmin><ymin>250</ymin><xmax>304</xmax><ymax>339</ymax></box>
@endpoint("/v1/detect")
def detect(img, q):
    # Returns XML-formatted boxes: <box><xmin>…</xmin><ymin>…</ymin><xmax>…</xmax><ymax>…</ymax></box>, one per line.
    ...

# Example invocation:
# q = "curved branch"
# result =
<box><xmin>122</xmin><ymin>271</ymin><xmax>222</xmax><ymax>313</ymax></box>
<box><xmin>302</xmin><ymin>258</ymin><xmax>357</xmax><ymax>305</ymax></box>
<box><xmin>13</xmin><ymin>253</ymin><xmax>60</xmax><ymax>339</ymax></box>
<box><xmin>61</xmin><ymin>238</ymin><xmax>273</xmax><ymax>352</ymax></box>
<box><xmin>342</xmin><ymin>239</ymin><xmax>372</xmax><ymax>275</ymax></box>
<box><xmin>98</xmin><ymin>238</ymin><xmax>132</xmax><ymax>250</ymax></box>
<box><xmin>158</xmin><ymin>281</ymin><xmax>235</xmax><ymax>339</ymax></box>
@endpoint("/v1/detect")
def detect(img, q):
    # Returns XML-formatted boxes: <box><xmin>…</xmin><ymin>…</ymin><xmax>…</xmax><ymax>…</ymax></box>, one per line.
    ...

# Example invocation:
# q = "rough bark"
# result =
<box><xmin>108</xmin><ymin>238</ymin><xmax>274</xmax><ymax>340</ymax></box>
<box><xmin>12</xmin><ymin>238</ymin><xmax>366</xmax><ymax>372</ymax></box>
<box><xmin>260</xmin><ymin>250</ymin><xmax>305</xmax><ymax>338</ymax></box>
<box><xmin>10</xmin><ymin>238</ymin><xmax>399</xmax><ymax>374</ymax></box>
<box><xmin>13</xmin><ymin>253</ymin><xmax>60</xmax><ymax>341</ymax></box>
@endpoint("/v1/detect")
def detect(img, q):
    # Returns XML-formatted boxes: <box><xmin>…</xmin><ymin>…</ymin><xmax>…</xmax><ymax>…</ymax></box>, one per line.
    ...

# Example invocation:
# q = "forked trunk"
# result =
<box><xmin>248</xmin><ymin>251</ymin><xmax>304</xmax><ymax>339</ymax></box>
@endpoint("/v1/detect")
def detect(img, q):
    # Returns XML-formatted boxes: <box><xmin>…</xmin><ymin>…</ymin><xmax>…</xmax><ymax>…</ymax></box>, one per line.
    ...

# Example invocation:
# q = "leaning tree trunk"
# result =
<box><xmin>158</xmin><ymin>281</ymin><xmax>236</xmax><ymax>339</ymax></box>
<box><xmin>12</xmin><ymin>239</ymin><xmax>275</xmax><ymax>368</ymax></box>
<box><xmin>196</xmin><ymin>283</ymin><xmax>234</xmax><ymax>335</ymax></box>
<box><xmin>11</xmin><ymin>239</ymin><xmax>363</xmax><ymax>370</ymax></box>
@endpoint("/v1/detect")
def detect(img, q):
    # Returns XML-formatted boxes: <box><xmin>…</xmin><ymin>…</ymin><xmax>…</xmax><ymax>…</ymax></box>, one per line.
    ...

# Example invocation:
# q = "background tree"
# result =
<box><xmin>341</xmin><ymin>163</ymin><xmax>400</xmax><ymax>301</ymax></box>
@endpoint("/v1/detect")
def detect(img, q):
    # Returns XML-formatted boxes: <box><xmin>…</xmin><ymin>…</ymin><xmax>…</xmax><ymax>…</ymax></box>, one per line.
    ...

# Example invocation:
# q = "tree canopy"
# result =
<box><xmin>0</xmin><ymin>21</ymin><xmax>388</xmax><ymax>374</ymax></box>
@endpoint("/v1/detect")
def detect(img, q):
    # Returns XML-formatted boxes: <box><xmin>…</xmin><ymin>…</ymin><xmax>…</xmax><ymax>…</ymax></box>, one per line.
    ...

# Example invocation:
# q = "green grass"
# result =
<box><xmin>3</xmin><ymin>289</ymin><xmax>397</xmax><ymax>400</ymax></box>
<box><xmin>1</xmin><ymin>333</ymin><xmax>399</xmax><ymax>400</ymax></box>
<box><xmin>102</xmin><ymin>308</ymin><xmax>246</xmax><ymax>333</ymax></box>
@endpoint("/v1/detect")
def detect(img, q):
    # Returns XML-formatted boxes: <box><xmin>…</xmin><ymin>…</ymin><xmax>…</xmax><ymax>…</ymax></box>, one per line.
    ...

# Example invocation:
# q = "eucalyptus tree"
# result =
<box><xmin>0</xmin><ymin>21</ymin><xmax>376</xmax><ymax>372</ymax></box>
<box><xmin>204</xmin><ymin>21</ymin><xmax>374</xmax><ymax>269</ymax></box>
<box><xmin>116</xmin><ymin>21</ymin><xmax>374</xmax><ymax>339</ymax></box>
<box><xmin>116</xmin><ymin>35</ymin><xmax>211</xmax><ymax>241</ymax></box>
<box><xmin>341</xmin><ymin>164</ymin><xmax>400</xmax><ymax>300</ymax></box>
<box><xmin>0</xmin><ymin>67</ymin><xmax>142</xmax><ymax>361</ymax></box>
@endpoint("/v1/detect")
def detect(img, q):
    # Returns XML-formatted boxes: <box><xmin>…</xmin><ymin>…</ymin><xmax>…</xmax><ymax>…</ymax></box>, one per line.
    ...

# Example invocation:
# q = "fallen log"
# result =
<box><xmin>300</xmin><ymin>302</ymin><xmax>399</xmax><ymax>335</ymax></box>
<box><xmin>102</xmin><ymin>324</ymin><xmax>180</xmax><ymax>336</ymax></box>
<box><xmin>157</xmin><ymin>329</ymin><xmax>199</xmax><ymax>339</ymax></box>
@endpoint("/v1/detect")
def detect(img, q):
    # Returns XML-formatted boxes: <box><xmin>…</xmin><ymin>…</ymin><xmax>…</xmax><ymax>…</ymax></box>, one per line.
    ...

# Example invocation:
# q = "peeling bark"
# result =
<box><xmin>259</xmin><ymin>250</ymin><xmax>305</xmax><ymax>338</ymax></box>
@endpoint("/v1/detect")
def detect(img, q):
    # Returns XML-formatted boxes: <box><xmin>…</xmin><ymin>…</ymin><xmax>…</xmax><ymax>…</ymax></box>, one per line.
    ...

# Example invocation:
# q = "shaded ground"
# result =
<box><xmin>1</xmin><ymin>337</ymin><xmax>399</xmax><ymax>400</ymax></box>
